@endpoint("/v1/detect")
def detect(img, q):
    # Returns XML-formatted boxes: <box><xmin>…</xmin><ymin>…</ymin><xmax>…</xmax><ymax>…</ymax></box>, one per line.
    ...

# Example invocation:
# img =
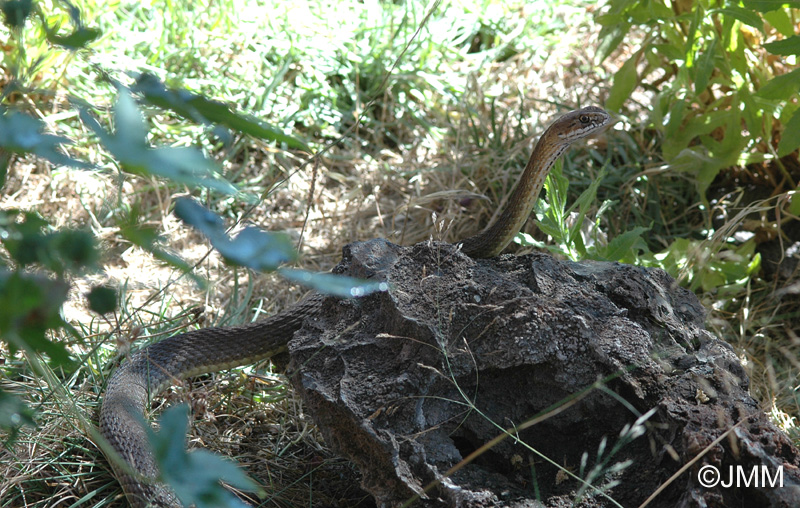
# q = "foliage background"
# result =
<box><xmin>1</xmin><ymin>0</ymin><xmax>798</xmax><ymax>506</ymax></box>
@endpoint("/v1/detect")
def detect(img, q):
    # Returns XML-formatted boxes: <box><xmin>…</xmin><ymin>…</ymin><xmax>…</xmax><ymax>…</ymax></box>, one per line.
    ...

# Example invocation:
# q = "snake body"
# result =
<box><xmin>99</xmin><ymin>106</ymin><xmax>610</xmax><ymax>507</ymax></box>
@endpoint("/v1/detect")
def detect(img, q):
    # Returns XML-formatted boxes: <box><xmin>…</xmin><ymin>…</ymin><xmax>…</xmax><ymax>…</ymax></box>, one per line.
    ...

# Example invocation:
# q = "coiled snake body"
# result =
<box><xmin>99</xmin><ymin>106</ymin><xmax>610</xmax><ymax>507</ymax></box>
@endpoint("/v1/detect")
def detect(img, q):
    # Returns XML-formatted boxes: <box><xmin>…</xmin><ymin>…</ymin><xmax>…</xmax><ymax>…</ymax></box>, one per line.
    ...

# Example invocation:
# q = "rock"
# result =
<box><xmin>288</xmin><ymin>239</ymin><xmax>800</xmax><ymax>507</ymax></box>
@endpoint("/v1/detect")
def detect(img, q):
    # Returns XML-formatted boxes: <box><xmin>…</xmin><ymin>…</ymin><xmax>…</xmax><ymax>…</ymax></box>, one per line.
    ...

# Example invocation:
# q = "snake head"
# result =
<box><xmin>551</xmin><ymin>106</ymin><xmax>611</xmax><ymax>144</ymax></box>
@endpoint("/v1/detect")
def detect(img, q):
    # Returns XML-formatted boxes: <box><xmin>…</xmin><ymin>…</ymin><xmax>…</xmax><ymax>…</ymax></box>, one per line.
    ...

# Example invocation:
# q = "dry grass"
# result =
<box><xmin>1</xmin><ymin>13</ymin><xmax>616</xmax><ymax>507</ymax></box>
<box><xmin>2</xmin><ymin>1</ymin><xmax>799</xmax><ymax>507</ymax></box>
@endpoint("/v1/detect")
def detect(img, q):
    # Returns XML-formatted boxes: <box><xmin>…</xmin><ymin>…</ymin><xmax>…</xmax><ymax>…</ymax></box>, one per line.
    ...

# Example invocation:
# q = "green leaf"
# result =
<box><xmin>652</xmin><ymin>43</ymin><xmax>684</xmax><ymax>62</ymax></box>
<box><xmin>668</xmin><ymin>147</ymin><xmax>728</xmax><ymax>199</ymax></box>
<box><xmin>763</xmin><ymin>35</ymin><xmax>800</xmax><ymax>56</ymax></box>
<box><xmin>777</xmin><ymin>107</ymin><xmax>800</xmax><ymax>156</ymax></box>
<box><xmin>0</xmin><ymin>211</ymin><xmax>98</xmax><ymax>273</ymax></box>
<box><xmin>132</xmin><ymin>74</ymin><xmax>310</xmax><ymax>151</ymax></box>
<box><xmin>0</xmin><ymin>110</ymin><xmax>91</xmax><ymax>169</ymax></box>
<box><xmin>714</xmin><ymin>7</ymin><xmax>765</xmax><ymax>33</ymax></box>
<box><xmin>278</xmin><ymin>268</ymin><xmax>388</xmax><ymax>298</ymax></box>
<box><xmin>46</xmin><ymin>26</ymin><xmax>101</xmax><ymax>49</ymax></box>
<box><xmin>87</xmin><ymin>285</ymin><xmax>117</xmax><ymax>315</ymax></box>
<box><xmin>0</xmin><ymin>270</ymin><xmax>71</xmax><ymax>366</ymax></box>
<box><xmin>790</xmin><ymin>186</ymin><xmax>800</xmax><ymax>216</ymax></box>
<box><xmin>663</xmin><ymin>99</ymin><xmax>687</xmax><ymax>143</ymax></box>
<box><xmin>605</xmin><ymin>56</ymin><xmax>638</xmax><ymax>112</ymax></box>
<box><xmin>763</xmin><ymin>9</ymin><xmax>794</xmax><ymax>36</ymax></box>
<box><xmin>597</xmin><ymin>22</ymin><xmax>631</xmax><ymax>63</ymax></box>
<box><xmin>684</xmin><ymin>4</ymin><xmax>704</xmax><ymax>68</ymax></box>
<box><xmin>743</xmin><ymin>0</ymin><xmax>800</xmax><ymax>13</ymax></box>
<box><xmin>756</xmin><ymin>68</ymin><xmax>800</xmax><ymax>100</ymax></box>
<box><xmin>174</xmin><ymin>198</ymin><xmax>296</xmax><ymax>272</ymax></box>
<box><xmin>80</xmin><ymin>93</ymin><xmax>237</xmax><ymax>194</ymax></box>
<box><xmin>148</xmin><ymin>405</ymin><xmax>261</xmax><ymax>508</ymax></box>
<box><xmin>0</xmin><ymin>390</ymin><xmax>36</xmax><ymax>444</ymax></box>
<box><xmin>538</xmin><ymin>160</ymin><xmax>569</xmax><ymax>242</ymax></box>
<box><xmin>599</xmin><ymin>226</ymin><xmax>651</xmax><ymax>262</ymax></box>
<box><xmin>738</xmin><ymin>88</ymin><xmax>764</xmax><ymax>141</ymax></box>
<box><xmin>566</xmin><ymin>165</ymin><xmax>609</xmax><ymax>249</ymax></box>
<box><xmin>694</xmin><ymin>38</ymin><xmax>717</xmax><ymax>95</ymax></box>
<box><xmin>114</xmin><ymin>92</ymin><xmax>148</xmax><ymax>144</ymax></box>
<box><xmin>41</xmin><ymin>1</ymin><xmax>100</xmax><ymax>49</ymax></box>
<box><xmin>117</xmin><ymin>209</ymin><xmax>204</xmax><ymax>286</ymax></box>
<box><xmin>1</xmin><ymin>0</ymin><xmax>33</xmax><ymax>29</ymax></box>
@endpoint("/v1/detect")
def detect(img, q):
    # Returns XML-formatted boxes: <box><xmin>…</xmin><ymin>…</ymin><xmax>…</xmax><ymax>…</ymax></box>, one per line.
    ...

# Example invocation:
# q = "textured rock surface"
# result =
<box><xmin>288</xmin><ymin>239</ymin><xmax>800</xmax><ymax>507</ymax></box>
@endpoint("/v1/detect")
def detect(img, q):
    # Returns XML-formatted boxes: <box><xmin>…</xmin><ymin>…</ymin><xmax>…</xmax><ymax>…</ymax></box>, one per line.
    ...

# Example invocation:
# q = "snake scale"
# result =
<box><xmin>99</xmin><ymin>106</ymin><xmax>611</xmax><ymax>507</ymax></box>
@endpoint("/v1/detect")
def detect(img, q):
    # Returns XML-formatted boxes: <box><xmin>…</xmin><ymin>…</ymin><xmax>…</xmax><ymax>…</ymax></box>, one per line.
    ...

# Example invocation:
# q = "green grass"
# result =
<box><xmin>1</xmin><ymin>0</ymin><xmax>799</xmax><ymax>506</ymax></box>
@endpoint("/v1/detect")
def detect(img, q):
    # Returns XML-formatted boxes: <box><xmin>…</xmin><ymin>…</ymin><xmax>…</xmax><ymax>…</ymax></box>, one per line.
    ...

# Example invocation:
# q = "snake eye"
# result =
<box><xmin>579</xmin><ymin>115</ymin><xmax>590</xmax><ymax>124</ymax></box>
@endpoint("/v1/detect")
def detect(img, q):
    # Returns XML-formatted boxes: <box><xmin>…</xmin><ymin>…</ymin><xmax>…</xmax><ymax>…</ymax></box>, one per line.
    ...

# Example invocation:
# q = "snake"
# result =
<box><xmin>98</xmin><ymin>106</ymin><xmax>611</xmax><ymax>507</ymax></box>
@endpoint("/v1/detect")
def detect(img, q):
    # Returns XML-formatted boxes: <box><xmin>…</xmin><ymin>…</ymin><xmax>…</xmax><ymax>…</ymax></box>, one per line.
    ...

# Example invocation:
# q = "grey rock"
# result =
<box><xmin>289</xmin><ymin>239</ymin><xmax>800</xmax><ymax>507</ymax></box>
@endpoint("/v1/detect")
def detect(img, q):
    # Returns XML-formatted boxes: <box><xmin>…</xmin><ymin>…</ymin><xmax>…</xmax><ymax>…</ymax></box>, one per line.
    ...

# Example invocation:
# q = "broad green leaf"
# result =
<box><xmin>0</xmin><ymin>110</ymin><xmax>91</xmax><ymax>169</ymax></box>
<box><xmin>663</xmin><ymin>99</ymin><xmax>687</xmax><ymax>141</ymax></box>
<box><xmin>756</xmin><ymin>68</ymin><xmax>800</xmax><ymax>100</ymax></box>
<box><xmin>514</xmin><ymin>231</ymin><xmax>570</xmax><ymax>259</ymax></box>
<box><xmin>743</xmin><ymin>0</ymin><xmax>800</xmax><ymax>12</ymax></box>
<box><xmin>714</xmin><ymin>7</ymin><xmax>764</xmax><ymax>33</ymax></box>
<box><xmin>700</xmin><ymin>269</ymin><xmax>726</xmax><ymax>292</ymax></box>
<box><xmin>777</xmin><ymin>107</ymin><xmax>800</xmax><ymax>156</ymax></box>
<box><xmin>132</xmin><ymin>74</ymin><xmax>310</xmax><ymax>151</ymax></box>
<box><xmin>148</xmin><ymin>405</ymin><xmax>261</xmax><ymax>508</ymax></box>
<box><xmin>763</xmin><ymin>35</ymin><xmax>800</xmax><ymax>56</ymax></box>
<box><xmin>599</xmin><ymin>226</ymin><xmax>651</xmax><ymax>262</ymax></box>
<box><xmin>712</xmin><ymin>99</ymin><xmax>747</xmax><ymax>159</ymax></box>
<box><xmin>668</xmin><ymin>147</ymin><xmax>726</xmax><ymax>198</ymax></box>
<box><xmin>763</xmin><ymin>9</ymin><xmax>794</xmax><ymax>36</ymax></box>
<box><xmin>646</xmin><ymin>1</ymin><xmax>674</xmax><ymax>20</ymax></box>
<box><xmin>737</xmin><ymin>89</ymin><xmax>764</xmax><ymax>140</ymax></box>
<box><xmin>605</xmin><ymin>56</ymin><xmax>638</xmax><ymax>112</ymax></box>
<box><xmin>174</xmin><ymin>197</ymin><xmax>296</xmax><ymax>272</ymax></box>
<box><xmin>790</xmin><ymin>187</ymin><xmax>800</xmax><ymax>216</ymax></box>
<box><xmin>279</xmin><ymin>268</ymin><xmax>388</xmax><ymax>298</ymax></box>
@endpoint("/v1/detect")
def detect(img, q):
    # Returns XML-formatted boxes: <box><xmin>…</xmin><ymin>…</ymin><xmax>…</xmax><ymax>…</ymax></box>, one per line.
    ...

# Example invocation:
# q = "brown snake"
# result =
<box><xmin>99</xmin><ymin>106</ymin><xmax>610</xmax><ymax>507</ymax></box>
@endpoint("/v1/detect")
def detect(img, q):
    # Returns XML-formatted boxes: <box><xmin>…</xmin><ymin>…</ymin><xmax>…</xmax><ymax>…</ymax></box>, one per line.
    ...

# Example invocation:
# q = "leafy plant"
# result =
<box><xmin>516</xmin><ymin>155</ymin><xmax>761</xmax><ymax>303</ymax></box>
<box><xmin>147</xmin><ymin>405</ymin><xmax>263</xmax><ymax>508</ymax></box>
<box><xmin>517</xmin><ymin>159</ymin><xmax>651</xmax><ymax>262</ymax></box>
<box><xmin>176</xmin><ymin>196</ymin><xmax>389</xmax><ymax>297</ymax></box>
<box><xmin>0</xmin><ymin>1</ymin><xmax>383</xmax><ymax>501</ymax></box>
<box><xmin>599</xmin><ymin>0</ymin><xmax>800</xmax><ymax>199</ymax></box>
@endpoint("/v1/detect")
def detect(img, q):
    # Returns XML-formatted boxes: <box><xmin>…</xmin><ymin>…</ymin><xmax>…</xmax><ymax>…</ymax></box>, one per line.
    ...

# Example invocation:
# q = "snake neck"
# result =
<box><xmin>458</xmin><ymin>130</ymin><xmax>568</xmax><ymax>259</ymax></box>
